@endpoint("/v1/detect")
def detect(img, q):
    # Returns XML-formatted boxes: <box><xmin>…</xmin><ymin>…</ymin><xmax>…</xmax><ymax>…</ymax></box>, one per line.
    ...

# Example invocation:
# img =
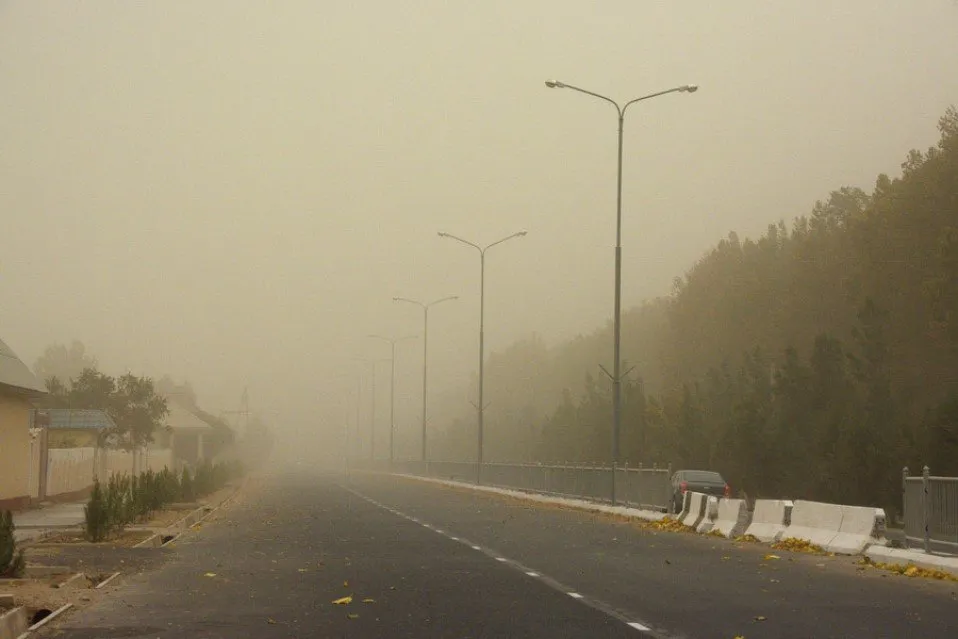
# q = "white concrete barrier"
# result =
<box><xmin>744</xmin><ymin>499</ymin><xmax>793</xmax><ymax>542</ymax></box>
<box><xmin>681</xmin><ymin>492</ymin><xmax>707</xmax><ymax>528</ymax></box>
<box><xmin>677</xmin><ymin>491</ymin><xmax>692</xmax><ymax>520</ymax></box>
<box><xmin>828</xmin><ymin>506</ymin><xmax>886</xmax><ymax>554</ymax></box>
<box><xmin>712</xmin><ymin>498</ymin><xmax>750</xmax><ymax>538</ymax></box>
<box><xmin>781</xmin><ymin>500</ymin><xmax>843</xmax><ymax>549</ymax></box>
<box><xmin>696</xmin><ymin>496</ymin><xmax>720</xmax><ymax>533</ymax></box>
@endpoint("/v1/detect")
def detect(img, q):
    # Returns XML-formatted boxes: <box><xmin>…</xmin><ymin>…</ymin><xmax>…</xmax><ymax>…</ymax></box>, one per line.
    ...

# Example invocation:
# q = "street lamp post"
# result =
<box><xmin>356</xmin><ymin>358</ymin><xmax>389</xmax><ymax>461</ymax></box>
<box><xmin>545</xmin><ymin>79</ymin><xmax>697</xmax><ymax>505</ymax></box>
<box><xmin>437</xmin><ymin>231</ymin><xmax>527</xmax><ymax>484</ymax></box>
<box><xmin>393</xmin><ymin>296</ymin><xmax>459</xmax><ymax>462</ymax></box>
<box><xmin>368</xmin><ymin>334</ymin><xmax>417</xmax><ymax>465</ymax></box>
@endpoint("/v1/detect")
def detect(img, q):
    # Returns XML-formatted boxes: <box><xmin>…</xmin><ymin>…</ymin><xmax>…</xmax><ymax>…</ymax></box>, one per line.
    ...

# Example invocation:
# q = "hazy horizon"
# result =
<box><xmin>2</xmin><ymin>1</ymin><xmax>957</xmax><ymax>457</ymax></box>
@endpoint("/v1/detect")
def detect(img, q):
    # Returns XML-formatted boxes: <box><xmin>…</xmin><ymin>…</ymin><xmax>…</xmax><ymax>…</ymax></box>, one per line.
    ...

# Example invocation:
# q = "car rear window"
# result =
<box><xmin>682</xmin><ymin>471</ymin><xmax>724</xmax><ymax>482</ymax></box>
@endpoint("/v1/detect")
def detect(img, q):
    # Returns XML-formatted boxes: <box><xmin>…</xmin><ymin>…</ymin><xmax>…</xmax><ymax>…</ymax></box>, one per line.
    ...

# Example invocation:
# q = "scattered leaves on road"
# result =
<box><xmin>763</xmin><ymin>554</ymin><xmax>780</xmax><ymax>561</ymax></box>
<box><xmin>347</xmin><ymin>613</ymin><xmax>360</xmax><ymax>620</ymax></box>
<box><xmin>203</xmin><ymin>573</ymin><xmax>216</xmax><ymax>578</ymax></box>
<box><xmin>771</xmin><ymin>538</ymin><xmax>825</xmax><ymax>554</ymax></box>
<box><xmin>643</xmin><ymin>517</ymin><xmax>692</xmax><ymax>533</ymax></box>
<box><xmin>267</xmin><ymin>618</ymin><xmax>277</xmax><ymax>624</ymax></box>
<box><xmin>753</xmin><ymin>615</ymin><xmax>767</xmax><ymax>622</ymax></box>
<box><xmin>858</xmin><ymin>557</ymin><xmax>958</xmax><ymax>582</ymax></box>
<box><xmin>734</xmin><ymin>534</ymin><xmax>760</xmax><ymax>543</ymax></box>
<box><xmin>362</xmin><ymin>598</ymin><xmax>376</xmax><ymax>603</ymax></box>
<box><xmin>332</xmin><ymin>595</ymin><xmax>353</xmax><ymax>605</ymax></box>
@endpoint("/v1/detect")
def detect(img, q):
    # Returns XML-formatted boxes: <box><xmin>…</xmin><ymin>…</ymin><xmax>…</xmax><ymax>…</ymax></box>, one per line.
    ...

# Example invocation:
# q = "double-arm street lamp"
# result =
<box><xmin>545</xmin><ymin>79</ymin><xmax>697</xmax><ymax>504</ymax></box>
<box><xmin>437</xmin><ymin>231</ymin><xmax>527</xmax><ymax>483</ymax></box>
<box><xmin>367</xmin><ymin>334</ymin><xmax>417</xmax><ymax>464</ymax></box>
<box><xmin>393</xmin><ymin>295</ymin><xmax>459</xmax><ymax>462</ymax></box>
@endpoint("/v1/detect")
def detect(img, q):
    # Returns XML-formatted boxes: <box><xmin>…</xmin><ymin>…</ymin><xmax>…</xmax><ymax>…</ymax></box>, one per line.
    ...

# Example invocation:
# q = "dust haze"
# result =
<box><xmin>2</xmin><ymin>1</ymin><xmax>957</xmax><ymax>468</ymax></box>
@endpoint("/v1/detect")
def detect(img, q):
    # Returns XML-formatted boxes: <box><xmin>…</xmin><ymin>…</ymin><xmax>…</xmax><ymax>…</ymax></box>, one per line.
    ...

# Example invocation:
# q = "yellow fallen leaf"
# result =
<box><xmin>332</xmin><ymin>595</ymin><xmax>353</xmax><ymax>605</ymax></box>
<box><xmin>763</xmin><ymin>554</ymin><xmax>780</xmax><ymax>560</ymax></box>
<box><xmin>362</xmin><ymin>598</ymin><xmax>375</xmax><ymax>603</ymax></box>
<box><xmin>754</xmin><ymin>616</ymin><xmax>767</xmax><ymax>622</ymax></box>
<box><xmin>904</xmin><ymin>566</ymin><xmax>919</xmax><ymax>577</ymax></box>
<box><xmin>343</xmin><ymin>580</ymin><xmax>349</xmax><ymax>588</ymax></box>
<box><xmin>298</xmin><ymin>569</ymin><xmax>308</xmax><ymax>573</ymax></box>
<box><xmin>347</xmin><ymin>613</ymin><xmax>359</xmax><ymax>620</ymax></box>
<box><xmin>734</xmin><ymin>636</ymin><xmax>745</xmax><ymax>639</ymax></box>
<box><xmin>722</xmin><ymin>556</ymin><xmax>730</xmax><ymax>561</ymax></box>
<box><xmin>267</xmin><ymin>618</ymin><xmax>277</xmax><ymax>624</ymax></box>
<box><xmin>204</xmin><ymin>572</ymin><xmax>216</xmax><ymax>578</ymax></box>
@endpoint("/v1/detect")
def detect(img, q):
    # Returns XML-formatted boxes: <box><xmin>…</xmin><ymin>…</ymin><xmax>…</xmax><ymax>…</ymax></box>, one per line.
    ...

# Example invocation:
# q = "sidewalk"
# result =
<box><xmin>866</xmin><ymin>545</ymin><xmax>958</xmax><ymax>577</ymax></box>
<box><xmin>12</xmin><ymin>501</ymin><xmax>86</xmax><ymax>543</ymax></box>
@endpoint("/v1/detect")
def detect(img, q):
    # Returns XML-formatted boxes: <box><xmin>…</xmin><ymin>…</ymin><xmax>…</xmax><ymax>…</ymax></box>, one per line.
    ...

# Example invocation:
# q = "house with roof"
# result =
<box><xmin>166</xmin><ymin>403</ymin><xmax>212</xmax><ymax>468</ymax></box>
<box><xmin>44</xmin><ymin>408</ymin><xmax>115</xmax><ymax>448</ymax></box>
<box><xmin>0</xmin><ymin>337</ymin><xmax>46</xmax><ymax>510</ymax></box>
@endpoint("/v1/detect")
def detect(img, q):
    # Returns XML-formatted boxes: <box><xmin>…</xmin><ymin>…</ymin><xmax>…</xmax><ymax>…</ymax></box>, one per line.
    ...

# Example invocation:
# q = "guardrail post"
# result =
<box><xmin>901</xmin><ymin>466</ymin><xmax>908</xmax><ymax>534</ymax></box>
<box><xmin>922</xmin><ymin>465</ymin><xmax>930</xmax><ymax>553</ymax></box>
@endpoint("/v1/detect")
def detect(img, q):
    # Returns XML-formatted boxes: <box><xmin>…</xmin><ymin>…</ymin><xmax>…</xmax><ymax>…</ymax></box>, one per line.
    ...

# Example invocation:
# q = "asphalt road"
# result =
<box><xmin>44</xmin><ymin>471</ymin><xmax>958</xmax><ymax>638</ymax></box>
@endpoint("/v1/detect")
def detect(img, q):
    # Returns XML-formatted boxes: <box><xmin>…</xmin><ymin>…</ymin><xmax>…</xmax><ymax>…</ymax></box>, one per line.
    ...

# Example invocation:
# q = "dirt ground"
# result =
<box><xmin>0</xmin><ymin>573</ymin><xmax>104</xmax><ymax>617</ymax></box>
<box><xmin>37</xmin><ymin>529</ymin><xmax>155</xmax><ymax>548</ymax></box>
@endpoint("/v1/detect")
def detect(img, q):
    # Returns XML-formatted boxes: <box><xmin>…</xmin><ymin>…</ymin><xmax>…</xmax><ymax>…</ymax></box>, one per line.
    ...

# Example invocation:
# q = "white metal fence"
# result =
<box><xmin>355</xmin><ymin>460</ymin><xmax>674</xmax><ymax>512</ymax></box>
<box><xmin>903</xmin><ymin>466</ymin><xmax>958</xmax><ymax>554</ymax></box>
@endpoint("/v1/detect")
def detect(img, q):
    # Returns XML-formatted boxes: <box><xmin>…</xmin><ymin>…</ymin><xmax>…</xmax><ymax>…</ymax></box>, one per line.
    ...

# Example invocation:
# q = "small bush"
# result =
<box><xmin>1</xmin><ymin>510</ymin><xmax>25</xmax><ymax>577</ymax></box>
<box><xmin>84</xmin><ymin>479</ymin><xmax>111</xmax><ymax>542</ymax></box>
<box><xmin>180</xmin><ymin>468</ymin><xmax>195</xmax><ymax>502</ymax></box>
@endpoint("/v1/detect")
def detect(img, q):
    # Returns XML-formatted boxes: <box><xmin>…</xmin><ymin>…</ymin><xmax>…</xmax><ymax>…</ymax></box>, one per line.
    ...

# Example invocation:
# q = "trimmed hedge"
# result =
<box><xmin>84</xmin><ymin>460</ymin><xmax>244</xmax><ymax>542</ymax></box>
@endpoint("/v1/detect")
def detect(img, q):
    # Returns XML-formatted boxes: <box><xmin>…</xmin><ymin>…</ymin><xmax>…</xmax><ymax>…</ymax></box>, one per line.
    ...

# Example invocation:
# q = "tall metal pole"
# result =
<box><xmin>389</xmin><ymin>340</ymin><xmax>396</xmax><ymax>465</ymax></box>
<box><xmin>393</xmin><ymin>296</ymin><xmax>457</xmax><ymax>463</ymax></box>
<box><xmin>438</xmin><ymin>231</ymin><xmax>526</xmax><ymax>485</ymax></box>
<box><xmin>370</xmin><ymin>363</ymin><xmax>377</xmax><ymax>461</ymax></box>
<box><xmin>367</xmin><ymin>335</ymin><xmax>416</xmax><ymax>465</ymax></box>
<box><xmin>421</xmin><ymin>305</ymin><xmax>429</xmax><ymax>461</ymax></box>
<box><xmin>478</xmin><ymin>251</ymin><xmax>485</xmax><ymax>483</ymax></box>
<box><xmin>544</xmin><ymin>80</ymin><xmax>697</xmax><ymax>505</ymax></box>
<box><xmin>611</xmin><ymin>111</ymin><xmax>624</xmax><ymax>505</ymax></box>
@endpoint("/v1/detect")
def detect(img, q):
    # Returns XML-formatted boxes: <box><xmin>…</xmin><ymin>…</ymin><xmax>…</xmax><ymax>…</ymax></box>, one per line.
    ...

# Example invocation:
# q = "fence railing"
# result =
<box><xmin>350</xmin><ymin>460</ymin><xmax>674</xmax><ymax>512</ymax></box>
<box><xmin>903</xmin><ymin>466</ymin><xmax>958</xmax><ymax>554</ymax></box>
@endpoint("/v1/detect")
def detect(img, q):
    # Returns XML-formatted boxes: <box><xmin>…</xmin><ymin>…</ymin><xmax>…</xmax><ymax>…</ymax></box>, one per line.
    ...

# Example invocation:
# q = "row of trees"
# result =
<box><xmin>432</xmin><ymin>107</ymin><xmax>958</xmax><ymax>517</ymax></box>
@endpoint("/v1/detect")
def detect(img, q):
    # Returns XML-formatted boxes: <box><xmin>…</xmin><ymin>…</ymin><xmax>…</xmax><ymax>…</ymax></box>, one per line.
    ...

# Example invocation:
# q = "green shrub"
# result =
<box><xmin>180</xmin><ymin>468</ymin><xmax>195</xmax><ymax>502</ymax></box>
<box><xmin>83</xmin><ymin>479</ymin><xmax>111</xmax><ymax>542</ymax></box>
<box><xmin>0</xmin><ymin>510</ymin><xmax>25</xmax><ymax>577</ymax></box>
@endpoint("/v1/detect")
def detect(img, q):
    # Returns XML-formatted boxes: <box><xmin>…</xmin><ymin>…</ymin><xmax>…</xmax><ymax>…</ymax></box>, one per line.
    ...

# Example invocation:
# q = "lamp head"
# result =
<box><xmin>545</xmin><ymin>80</ymin><xmax>565</xmax><ymax>89</ymax></box>
<box><xmin>681</xmin><ymin>84</ymin><xmax>699</xmax><ymax>93</ymax></box>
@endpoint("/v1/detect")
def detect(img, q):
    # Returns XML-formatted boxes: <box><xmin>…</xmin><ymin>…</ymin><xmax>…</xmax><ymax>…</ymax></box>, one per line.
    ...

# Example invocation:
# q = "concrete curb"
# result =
<box><xmin>865</xmin><ymin>546</ymin><xmax>958</xmax><ymax>578</ymax></box>
<box><xmin>162</xmin><ymin>479</ymin><xmax>247</xmax><ymax>548</ymax></box>
<box><xmin>24</xmin><ymin>603</ymin><xmax>73</xmax><ymax>634</ymax></box>
<box><xmin>54</xmin><ymin>573</ymin><xmax>85</xmax><ymax>589</ymax></box>
<box><xmin>0</xmin><ymin>607</ymin><xmax>27</xmax><ymax>639</ymax></box>
<box><xmin>380</xmin><ymin>472</ymin><xmax>667</xmax><ymax>524</ymax></box>
<box><xmin>94</xmin><ymin>572</ymin><xmax>121</xmax><ymax>590</ymax></box>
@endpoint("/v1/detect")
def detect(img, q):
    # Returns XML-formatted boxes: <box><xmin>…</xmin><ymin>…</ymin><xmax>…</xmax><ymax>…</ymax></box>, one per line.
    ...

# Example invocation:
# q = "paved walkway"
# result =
<box><xmin>12</xmin><ymin>501</ymin><xmax>86</xmax><ymax>542</ymax></box>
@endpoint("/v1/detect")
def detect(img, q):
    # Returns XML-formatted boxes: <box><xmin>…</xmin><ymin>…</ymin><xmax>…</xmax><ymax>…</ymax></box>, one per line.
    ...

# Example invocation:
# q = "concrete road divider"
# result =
<box><xmin>677</xmin><ymin>491</ymin><xmax>692</xmax><ymax>521</ymax></box>
<box><xmin>681</xmin><ymin>492</ymin><xmax>708</xmax><ymax>529</ymax></box>
<box><xmin>829</xmin><ymin>506</ymin><xmax>887</xmax><ymax>554</ymax></box>
<box><xmin>712</xmin><ymin>498</ymin><xmax>751</xmax><ymax>538</ymax></box>
<box><xmin>744</xmin><ymin>499</ymin><xmax>793</xmax><ymax>542</ymax></box>
<box><xmin>780</xmin><ymin>500</ymin><xmax>886</xmax><ymax>554</ymax></box>
<box><xmin>696</xmin><ymin>496</ymin><xmax>720</xmax><ymax>533</ymax></box>
<box><xmin>781</xmin><ymin>500</ymin><xmax>844</xmax><ymax>549</ymax></box>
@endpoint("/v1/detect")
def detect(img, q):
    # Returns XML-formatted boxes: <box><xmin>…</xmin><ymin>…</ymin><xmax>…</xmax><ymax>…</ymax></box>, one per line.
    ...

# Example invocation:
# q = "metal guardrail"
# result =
<box><xmin>350</xmin><ymin>460</ymin><xmax>673</xmax><ymax>512</ymax></box>
<box><xmin>903</xmin><ymin>466</ymin><xmax>958</xmax><ymax>554</ymax></box>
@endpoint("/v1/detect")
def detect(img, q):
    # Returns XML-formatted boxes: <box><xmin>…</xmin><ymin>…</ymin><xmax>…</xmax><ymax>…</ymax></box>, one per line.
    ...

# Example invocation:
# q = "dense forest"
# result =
<box><xmin>432</xmin><ymin>108</ymin><xmax>958</xmax><ymax>516</ymax></box>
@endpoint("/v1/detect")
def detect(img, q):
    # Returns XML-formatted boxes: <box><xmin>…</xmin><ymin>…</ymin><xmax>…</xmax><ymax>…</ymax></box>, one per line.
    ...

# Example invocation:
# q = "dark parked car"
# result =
<box><xmin>670</xmin><ymin>469</ymin><xmax>729</xmax><ymax>513</ymax></box>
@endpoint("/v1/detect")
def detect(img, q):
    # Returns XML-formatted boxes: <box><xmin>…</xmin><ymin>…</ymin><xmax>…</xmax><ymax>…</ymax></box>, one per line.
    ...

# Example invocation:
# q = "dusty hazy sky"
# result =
<box><xmin>2</xmin><ymin>1</ymin><xmax>957</xmax><ymax>456</ymax></box>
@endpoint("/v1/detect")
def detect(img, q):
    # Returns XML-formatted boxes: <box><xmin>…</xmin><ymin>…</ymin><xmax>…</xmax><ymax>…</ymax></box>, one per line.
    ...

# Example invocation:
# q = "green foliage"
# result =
<box><xmin>1</xmin><ymin>510</ymin><xmax>26</xmax><ymax>577</ymax></box>
<box><xmin>43</xmin><ymin>367</ymin><xmax>169</xmax><ymax>451</ymax></box>
<box><xmin>180</xmin><ymin>468</ymin><xmax>195</xmax><ymax>502</ymax></box>
<box><xmin>83</xmin><ymin>461</ymin><xmax>244</xmax><ymax>542</ymax></box>
<box><xmin>458</xmin><ymin>107</ymin><xmax>958</xmax><ymax>516</ymax></box>
<box><xmin>84</xmin><ymin>479</ymin><xmax>110</xmax><ymax>542</ymax></box>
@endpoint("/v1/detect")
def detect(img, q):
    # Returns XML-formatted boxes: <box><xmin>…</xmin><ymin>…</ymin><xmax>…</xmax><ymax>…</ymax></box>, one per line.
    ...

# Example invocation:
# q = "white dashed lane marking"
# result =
<box><xmin>345</xmin><ymin>485</ymin><xmax>663</xmax><ymax>636</ymax></box>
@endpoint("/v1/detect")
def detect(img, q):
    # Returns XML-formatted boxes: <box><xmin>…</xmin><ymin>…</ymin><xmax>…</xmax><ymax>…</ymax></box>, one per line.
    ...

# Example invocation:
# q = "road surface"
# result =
<box><xmin>45</xmin><ymin>471</ymin><xmax>958</xmax><ymax>638</ymax></box>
